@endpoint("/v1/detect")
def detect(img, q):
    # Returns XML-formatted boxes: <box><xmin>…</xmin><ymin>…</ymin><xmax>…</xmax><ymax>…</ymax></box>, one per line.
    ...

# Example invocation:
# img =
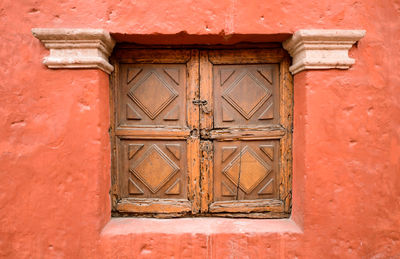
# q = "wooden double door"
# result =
<box><xmin>111</xmin><ymin>47</ymin><xmax>292</xmax><ymax>218</ymax></box>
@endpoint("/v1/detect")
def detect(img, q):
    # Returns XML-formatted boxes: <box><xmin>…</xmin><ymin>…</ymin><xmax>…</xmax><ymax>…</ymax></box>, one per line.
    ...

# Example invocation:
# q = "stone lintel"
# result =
<box><xmin>32</xmin><ymin>28</ymin><xmax>116</xmax><ymax>74</ymax></box>
<box><xmin>283</xmin><ymin>29</ymin><xmax>366</xmax><ymax>75</ymax></box>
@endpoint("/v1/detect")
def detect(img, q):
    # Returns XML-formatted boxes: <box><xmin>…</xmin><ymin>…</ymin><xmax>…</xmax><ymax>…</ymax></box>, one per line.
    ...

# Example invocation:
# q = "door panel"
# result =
<box><xmin>213</xmin><ymin>140</ymin><xmax>279</xmax><ymax>201</ymax></box>
<box><xmin>213</xmin><ymin>64</ymin><xmax>280</xmax><ymax>128</ymax></box>
<box><xmin>118</xmin><ymin>64</ymin><xmax>186</xmax><ymax>128</ymax></box>
<box><xmin>117</xmin><ymin>139</ymin><xmax>187</xmax><ymax>199</ymax></box>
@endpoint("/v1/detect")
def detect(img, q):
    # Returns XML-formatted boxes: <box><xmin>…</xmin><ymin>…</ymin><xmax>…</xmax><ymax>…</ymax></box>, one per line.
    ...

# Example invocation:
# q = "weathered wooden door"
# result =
<box><xmin>111</xmin><ymin>47</ymin><xmax>292</xmax><ymax>218</ymax></box>
<box><xmin>111</xmin><ymin>49</ymin><xmax>201</xmax><ymax>215</ymax></box>
<box><xmin>198</xmin><ymin>49</ymin><xmax>292</xmax><ymax>217</ymax></box>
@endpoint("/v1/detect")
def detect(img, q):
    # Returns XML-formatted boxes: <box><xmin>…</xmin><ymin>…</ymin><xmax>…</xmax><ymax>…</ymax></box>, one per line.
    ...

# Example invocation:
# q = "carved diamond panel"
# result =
<box><xmin>222</xmin><ymin>146</ymin><xmax>271</xmax><ymax>194</ymax></box>
<box><xmin>131</xmin><ymin>144</ymin><xmax>179</xmax><ymax>193</ymax></box>
<box><xmin>119</xmin><ymin>64</ymin><xmax>186</xmax><ymax>128</ymax></box>
<box><xmin>119</xmin><ymin>140</ymin><xmax>187</xmax><ymax>199</ymax></box>
<box><xmin>211</xmin><ymin>132</ymin><xmax>279</xmax><ymax>201</ymax></box>
<box><xmin>222</xmin><ymin>72</ymin><xmax>271</xmax><ymax>120</ymax></box>
<box><xmin>213</xmin><ymin>64</ymin><xmax>279</xmax><ymax>127</ymax></box>
<box><xmin>128</xmin><ymin>71</ymin><xmax>178</xmax><ymax>119</ymax></box>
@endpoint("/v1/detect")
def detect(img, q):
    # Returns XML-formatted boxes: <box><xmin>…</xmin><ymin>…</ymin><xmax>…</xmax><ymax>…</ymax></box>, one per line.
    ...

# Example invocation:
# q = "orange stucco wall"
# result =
<box><xmin>0</xmin><ymin>0</ymin><xmax>399</xmax><ymax>258</ymax></box>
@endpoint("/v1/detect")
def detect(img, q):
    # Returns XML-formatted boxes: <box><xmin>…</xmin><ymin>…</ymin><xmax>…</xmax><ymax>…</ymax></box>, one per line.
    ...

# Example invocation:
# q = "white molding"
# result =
<box><xmin>32</xmin><ymin>28</ymin><xmax>116</xmax><ymax>74</ymax></box>
<box><xmin>283</xmin><ymin>29</ymin><xmax>366</xmax><ymax>75</ymax></box>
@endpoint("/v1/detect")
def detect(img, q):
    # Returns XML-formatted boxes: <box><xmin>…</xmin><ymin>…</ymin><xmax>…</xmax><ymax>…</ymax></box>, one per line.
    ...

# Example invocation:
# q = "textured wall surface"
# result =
<box><xmin>0</xmin><ymin>0</ymin><xmax>399</xmax><ymax>258</ymax></box>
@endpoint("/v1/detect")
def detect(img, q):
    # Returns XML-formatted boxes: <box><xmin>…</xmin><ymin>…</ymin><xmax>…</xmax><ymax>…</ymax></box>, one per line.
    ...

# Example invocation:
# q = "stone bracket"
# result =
<box><xmin>283</xmin><ymin>29</ymin><xmax>366</xmax><ymax>75</ymax></box>
<box><xmin>32</xmin><ymin>28</ymin><xmax>116</xmax><ymax>74</ymax></box>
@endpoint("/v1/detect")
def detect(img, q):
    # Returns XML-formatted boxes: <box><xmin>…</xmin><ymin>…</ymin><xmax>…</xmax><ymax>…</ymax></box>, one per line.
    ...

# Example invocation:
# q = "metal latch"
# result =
<box><xmin>192</xmin><ymin>99</ymin><xmax>211</xmax><ymax>114</ymax></box>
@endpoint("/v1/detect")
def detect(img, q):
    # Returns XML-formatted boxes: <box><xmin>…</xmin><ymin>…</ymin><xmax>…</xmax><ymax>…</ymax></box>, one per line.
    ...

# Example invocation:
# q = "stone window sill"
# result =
<box><xmin>101</xmin><ymin>217</ymin><xmax>302</xmax><ymax>236</ymax></box>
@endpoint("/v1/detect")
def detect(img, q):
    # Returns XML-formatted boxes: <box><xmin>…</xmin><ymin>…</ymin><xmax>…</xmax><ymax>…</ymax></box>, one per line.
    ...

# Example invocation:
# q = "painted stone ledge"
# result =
<box><xmin>283</xmin><ymin>29</ymin><xmax>366</xmax><ymax>75</ymax></box>
<box><xmin>32</xmin><ymin>28</ymin><xmax>116</xmax><ymax>74</ymax></box>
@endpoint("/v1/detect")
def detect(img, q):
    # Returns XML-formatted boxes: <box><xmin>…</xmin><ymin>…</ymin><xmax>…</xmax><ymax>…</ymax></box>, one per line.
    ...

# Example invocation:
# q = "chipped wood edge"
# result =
<box><xmin>115</xmin><ymin>128</ymin><xmax>191</xmax><ymax>139</ymax></box>
<box><xmin>209</xmin><ymin>199</ymin><xmax>284</xmax><ymax>213</ymax></box>
<box><xmin>199</xmin><ymin>51</ymin><xmax>214</xmax><ymax>213</ymax></box>
<box><xmin>200</xmin><ymin>140</ymin><xmax>213</xmax><ymax>213</ymax></box>
<box><xmin>187</xmin><ymin>50</ymin><xmax>201</xmax><ymax>213</ymax></box>
<box><xmin>208</xmin><ymin>128</ymin><xmax>286</xmax><ymax>141</ymax></box>
<box><xmin>113</xmin><ymin>49</ymin><xmax>192</xmax><ymax>64</ymax></box>
<box><xmin>109</xmin><ymin>56</ymin><xmax>119</xmax><ymax>211</ymax></box>
<box><xmin>117</xmin><ymin>198</ymin><xmax>192</xmax><ymax>214</ymax></box>
<box><xmin>279</xmin><ymin>54</ymin><xmax>293</xmax><ymax>214</ymax></box>
<box><xmin>208</xmin><ymin>48</ymin><xmax>285</xmax><ymax>64</ymax></box>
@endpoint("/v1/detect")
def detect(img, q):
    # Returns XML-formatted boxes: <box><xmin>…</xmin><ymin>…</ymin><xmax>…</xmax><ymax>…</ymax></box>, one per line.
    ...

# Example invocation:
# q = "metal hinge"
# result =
<box><xmin>192</xmin><ymin>99</ymin><xmax>211</xmax><ymax>114</ymax></box>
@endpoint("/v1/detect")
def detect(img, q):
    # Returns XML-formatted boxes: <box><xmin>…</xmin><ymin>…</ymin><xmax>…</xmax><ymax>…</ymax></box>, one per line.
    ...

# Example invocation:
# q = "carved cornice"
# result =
<box><xmin>32</xmin><ymin>28</ymin><xmax>116</xmax><ymax>74</ymax></box>
<box><xmin>283</xmin><ymin>29</ymin><xmax>366</xmax><ymax>75</ymax></box>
